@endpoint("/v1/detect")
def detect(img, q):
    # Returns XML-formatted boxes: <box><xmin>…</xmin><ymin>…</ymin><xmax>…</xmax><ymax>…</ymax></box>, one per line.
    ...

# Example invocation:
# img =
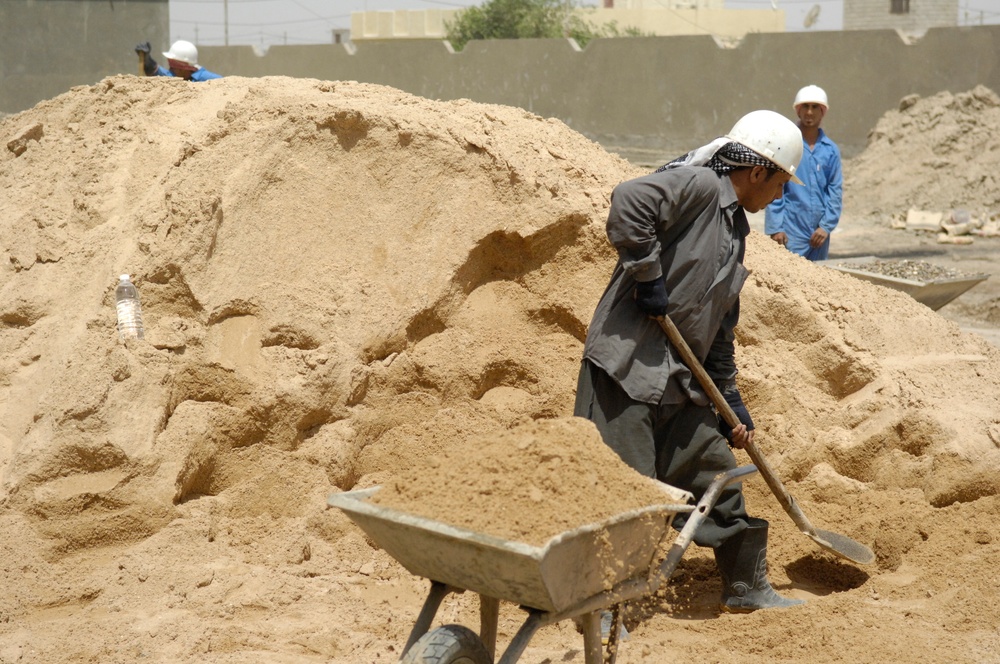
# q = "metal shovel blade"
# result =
<box><xmin>744</xmin><ymin>439</ymin><xmax>875</xmax><ymax>565</ymax></box>
<box><xmin>808</xmin><ymin>528</ymin><xmax>875</xmax><ymax>566</ymax></box>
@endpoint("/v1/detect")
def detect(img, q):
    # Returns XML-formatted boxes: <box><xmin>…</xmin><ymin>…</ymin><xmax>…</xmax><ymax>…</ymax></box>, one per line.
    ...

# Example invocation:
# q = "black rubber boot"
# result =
<box><xmin>713</xmin><ymin>518</ymin><xmax>805</xmax><ymax>613</ymax></box>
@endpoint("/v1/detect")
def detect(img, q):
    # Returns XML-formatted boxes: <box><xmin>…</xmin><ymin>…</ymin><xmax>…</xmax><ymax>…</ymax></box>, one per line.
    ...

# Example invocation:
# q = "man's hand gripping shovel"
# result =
<box><xmin>655</xmin><ymin>314</ymin><xmax>875</xmax><ymax>566</ymax></box>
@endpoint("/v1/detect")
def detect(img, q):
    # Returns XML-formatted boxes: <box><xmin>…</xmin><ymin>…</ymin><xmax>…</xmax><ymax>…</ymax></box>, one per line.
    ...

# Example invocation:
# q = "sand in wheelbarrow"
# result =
<box><xmin>370</xmin><ymin>416</ymin><xmax>690</xmax><ymax>546</ymax></box>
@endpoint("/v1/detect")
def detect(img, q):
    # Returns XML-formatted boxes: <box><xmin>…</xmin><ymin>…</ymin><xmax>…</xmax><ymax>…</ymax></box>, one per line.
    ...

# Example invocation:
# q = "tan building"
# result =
<box><xmin>350</xmin><ymin>1</ymin><xmax>784</xmax><ymax>42</ymax></box>
<box><xmin>351</xmin><ymin>9</ymin><xmax>460</xmax><ymax>41</ymax></box>
<box><xmin>586</xmin><ymin>1</ymin><xmax>784</xmax><ymax>40</ymax></box>
<box><xmin>600</xmin><ymin>0</ymin><xmax>723</xmax><ymax>6</ymax></box>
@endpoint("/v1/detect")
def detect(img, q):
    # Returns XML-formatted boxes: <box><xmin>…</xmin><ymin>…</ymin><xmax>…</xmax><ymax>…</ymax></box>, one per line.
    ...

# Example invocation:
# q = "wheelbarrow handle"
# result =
<box><xmin>650</xmin><ymin>465</ymin><xmax>758</xmax><ymax>587</ymax></box>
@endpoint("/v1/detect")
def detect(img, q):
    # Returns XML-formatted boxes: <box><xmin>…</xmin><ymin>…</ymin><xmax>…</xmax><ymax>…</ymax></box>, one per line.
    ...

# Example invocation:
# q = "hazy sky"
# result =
<box><xmin>167</xmin><ymin>0</ymin><xmax>1000</xmax><ymax>48</ymax></box>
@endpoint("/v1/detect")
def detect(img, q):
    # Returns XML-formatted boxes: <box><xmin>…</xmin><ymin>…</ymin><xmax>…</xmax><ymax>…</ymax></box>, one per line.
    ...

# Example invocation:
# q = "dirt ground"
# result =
<box><xmin>1</xmin><ymin>76</ymin><xmax>1000</xmax><ymax>664</ymax></box>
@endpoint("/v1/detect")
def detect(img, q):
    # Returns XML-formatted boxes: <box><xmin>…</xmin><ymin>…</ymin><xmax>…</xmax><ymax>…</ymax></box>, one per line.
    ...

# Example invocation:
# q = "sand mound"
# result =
<box><xmin>371</xmin><ymin>416</ymin><xmax>690</xmax><ymax>545</ymax></box>
<box><xmin>2</xmin><ymin>75</ymin><xmax>1000</xmax><ymax>663</ymax></box>
<box><xmin>845</xmin><ymin>84</ymin><xmax>1000</xmax><ymax>218</ymax></box>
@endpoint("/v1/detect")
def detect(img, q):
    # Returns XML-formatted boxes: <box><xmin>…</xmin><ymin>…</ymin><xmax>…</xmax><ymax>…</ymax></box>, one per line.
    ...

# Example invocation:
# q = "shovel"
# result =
<box><xmin>655</xmin><ymin>315</ymin><xmax>875</xmax><ymax>566</ymax></box>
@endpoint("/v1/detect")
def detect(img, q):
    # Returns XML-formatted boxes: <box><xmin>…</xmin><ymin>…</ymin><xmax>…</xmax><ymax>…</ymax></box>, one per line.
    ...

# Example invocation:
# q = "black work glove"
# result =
<box><xmin>718</xmin><ymin>384</ymin><xmax>754</xmax><ymax>443</ymax></box>
<box><xmin>135</xmin><ymin>41</ymin><xmax>158</xmax><ymax>76</ymax></box>
<box><xmin>633</xmin><ymin>276</ymin><xmax>669</xmax><ymax>317</ymax></box>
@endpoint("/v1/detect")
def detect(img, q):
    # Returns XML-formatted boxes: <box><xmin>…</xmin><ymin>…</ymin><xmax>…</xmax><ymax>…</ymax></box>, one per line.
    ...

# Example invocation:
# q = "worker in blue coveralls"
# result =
<box><xmin>764</xmin><ymin>85</ymin><xmax>842</xmax><ymax>261</ymax></box>
<box><xmin>134</xmin><ymin>40</ymin><xmax>222</xmax><ymax>82</ymax></box>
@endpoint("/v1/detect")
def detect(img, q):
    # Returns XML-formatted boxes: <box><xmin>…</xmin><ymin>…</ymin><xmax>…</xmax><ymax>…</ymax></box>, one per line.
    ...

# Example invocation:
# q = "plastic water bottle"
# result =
<box><xmin>115</xmin><ymin>274</ymin><xmax>144</xmax><ymax>341</ymax></box>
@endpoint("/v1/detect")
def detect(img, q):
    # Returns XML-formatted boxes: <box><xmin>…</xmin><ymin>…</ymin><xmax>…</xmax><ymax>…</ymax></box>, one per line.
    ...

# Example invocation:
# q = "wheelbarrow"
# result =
<box><xmin>819</xmin><ymin>255</ymin><xmax>990</xmax><ymax>311</ymax></box>
<box><xmin>327</xmin><ymin>465</ymin><xmax>757</xmax><ymax>664</ymax></box>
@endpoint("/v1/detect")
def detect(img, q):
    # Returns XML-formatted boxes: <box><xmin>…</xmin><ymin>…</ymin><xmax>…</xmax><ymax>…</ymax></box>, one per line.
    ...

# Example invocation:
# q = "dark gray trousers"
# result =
<box><xmin>574</xmin><ymin>359</ymin><xmax>750</xmax><ymax>548</ymax></box>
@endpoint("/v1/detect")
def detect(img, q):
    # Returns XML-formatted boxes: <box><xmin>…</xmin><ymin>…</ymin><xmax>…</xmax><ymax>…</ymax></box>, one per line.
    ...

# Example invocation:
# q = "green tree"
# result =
<box><xmin>445</xmin><ymin>0</ymin><xmax>647</xmax><ymax>51</ymax></box>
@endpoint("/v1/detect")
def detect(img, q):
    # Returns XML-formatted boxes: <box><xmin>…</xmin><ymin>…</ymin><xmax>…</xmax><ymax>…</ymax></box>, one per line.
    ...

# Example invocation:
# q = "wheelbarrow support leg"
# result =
<box><xmin>479</xmin><ymin>594</ymin><xmax>500</xmax><ymax>660</ymax></box>
<box><xmin>498</xmin><ymin>611</ymin><xmax>544</xmax><ymax>664</ymax></box>
<box><xmin>402</xmin><ymin>581</ymin><xmax>453</xmax><ymax>657</ymax></box>
<box><xmin>579</xmin><ymin>610</ymin><xmax>605</xmax><ymax>664</ymax></box>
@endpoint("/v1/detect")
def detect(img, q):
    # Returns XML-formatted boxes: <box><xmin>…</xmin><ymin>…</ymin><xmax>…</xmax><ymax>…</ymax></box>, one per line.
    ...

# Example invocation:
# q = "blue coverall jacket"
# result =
<box><xmin>154</xmin><ymin>66</ymin><xmax>222</xmax><ymax>81</ymax></box>
<box><xmin>764</xmin><ymin>128</ymin><xmax>842</xmax><ymax>261</ymax></box>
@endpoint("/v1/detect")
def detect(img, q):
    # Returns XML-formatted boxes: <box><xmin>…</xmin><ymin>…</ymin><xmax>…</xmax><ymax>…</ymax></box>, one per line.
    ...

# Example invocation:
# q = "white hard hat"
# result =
<box><xmin>725</xmin><ymin>110</ymin><xmax>804</xmax><ymax>185</ymax></box>
<box><xmin>793</xmin><ymin>84</ymin><xmax>828</xmax><ymax>110</ymax></box>
<box><xmin>163</xmin><ymin>40</ymin><xmax>199</xmax><ymax>66</ymax></box>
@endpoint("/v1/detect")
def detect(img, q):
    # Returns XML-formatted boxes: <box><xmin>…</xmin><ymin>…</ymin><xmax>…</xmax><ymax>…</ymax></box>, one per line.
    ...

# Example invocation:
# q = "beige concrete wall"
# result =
<box><xmin>0</xmin><ymin>0</ymin><xmax>168</xmax><ymax>116</ymax></box>
<box><xmin>5</xmin><ymin>18</ymin><xmax>1000</xmax><ymax>162</ymax></box>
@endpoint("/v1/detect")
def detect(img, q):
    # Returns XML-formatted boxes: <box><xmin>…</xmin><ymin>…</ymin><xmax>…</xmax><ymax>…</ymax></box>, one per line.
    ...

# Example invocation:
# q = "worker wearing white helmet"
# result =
<box><xmin>575</xmin><ymin>109</ymin><xmax>806</xmax><ymax>615</ymax></box>
<box><xmin>765</xmin><ymin>84</ymin><xmax>843</xmax><ymax>261</ymax></box>
<box><xmin>133</xmin><ymin>39</ymin><xmax>222</xmax><ymax>82</ymax></box>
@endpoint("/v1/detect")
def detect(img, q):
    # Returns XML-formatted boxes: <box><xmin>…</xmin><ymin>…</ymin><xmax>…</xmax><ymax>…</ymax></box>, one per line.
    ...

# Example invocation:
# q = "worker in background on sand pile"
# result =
<box><xmin>134</xmin><ymin>40</ymin><xmax>222</xmax><ymax>82</ymax></box>
<box><xmin>765</xmin><ymin>85</ymin><xmax>842</xmax><ymax>261</ymax></box>
<box><xmin>575</xmin><ymin>110</ymin><xmax>806</xmax><ymax>615</ymax></box>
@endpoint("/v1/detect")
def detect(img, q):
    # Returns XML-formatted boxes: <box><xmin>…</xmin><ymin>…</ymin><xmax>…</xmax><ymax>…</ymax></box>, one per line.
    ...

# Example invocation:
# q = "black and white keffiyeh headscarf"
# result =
<box><xmin>655</xmin><ymin>137</ymin><xmax>776</xmax><ymax>176</ymax></box>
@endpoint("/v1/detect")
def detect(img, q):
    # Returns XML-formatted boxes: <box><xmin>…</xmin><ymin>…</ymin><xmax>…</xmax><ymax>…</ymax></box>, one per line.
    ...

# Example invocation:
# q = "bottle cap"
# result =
<box><xmin>120</xmin><ymin>274</ymin><xmax>130</xmax><ymax>281</ymax></box>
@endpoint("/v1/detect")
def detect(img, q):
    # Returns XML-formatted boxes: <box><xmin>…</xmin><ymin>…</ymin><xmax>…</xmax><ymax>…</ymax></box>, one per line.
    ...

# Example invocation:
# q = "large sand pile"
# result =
<box><xmin>845</xmin><ymin>84</ymin><xmax>1000</xmax><ymax>218</ymax></box>
<box><xmin>2</xmin><ymin>75</ymin><xmax>1000</xmax><ymax>663</ymax></box>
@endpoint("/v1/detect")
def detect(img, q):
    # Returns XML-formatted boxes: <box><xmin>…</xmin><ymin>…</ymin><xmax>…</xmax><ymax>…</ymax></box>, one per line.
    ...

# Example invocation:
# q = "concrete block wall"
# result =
<box><xmin>844</xmin><ymin>0</ymin><xmax>958</xmax><ymax>32</ymax></box>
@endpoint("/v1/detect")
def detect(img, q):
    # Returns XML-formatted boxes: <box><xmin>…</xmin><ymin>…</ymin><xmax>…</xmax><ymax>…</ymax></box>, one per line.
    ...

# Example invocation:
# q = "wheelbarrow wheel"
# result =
<box><xmin>401</xmin><ymin>624</ymin><xmax>492</xmax><ymax>664</ymax></box>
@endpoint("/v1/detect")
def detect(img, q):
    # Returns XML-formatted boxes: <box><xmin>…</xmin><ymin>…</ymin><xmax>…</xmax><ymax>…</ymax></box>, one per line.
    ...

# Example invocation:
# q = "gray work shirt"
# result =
<box><xmin>582</xmin><ymin>166</ymin><xmax>750</xmax><ymax>405</ymax></box>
